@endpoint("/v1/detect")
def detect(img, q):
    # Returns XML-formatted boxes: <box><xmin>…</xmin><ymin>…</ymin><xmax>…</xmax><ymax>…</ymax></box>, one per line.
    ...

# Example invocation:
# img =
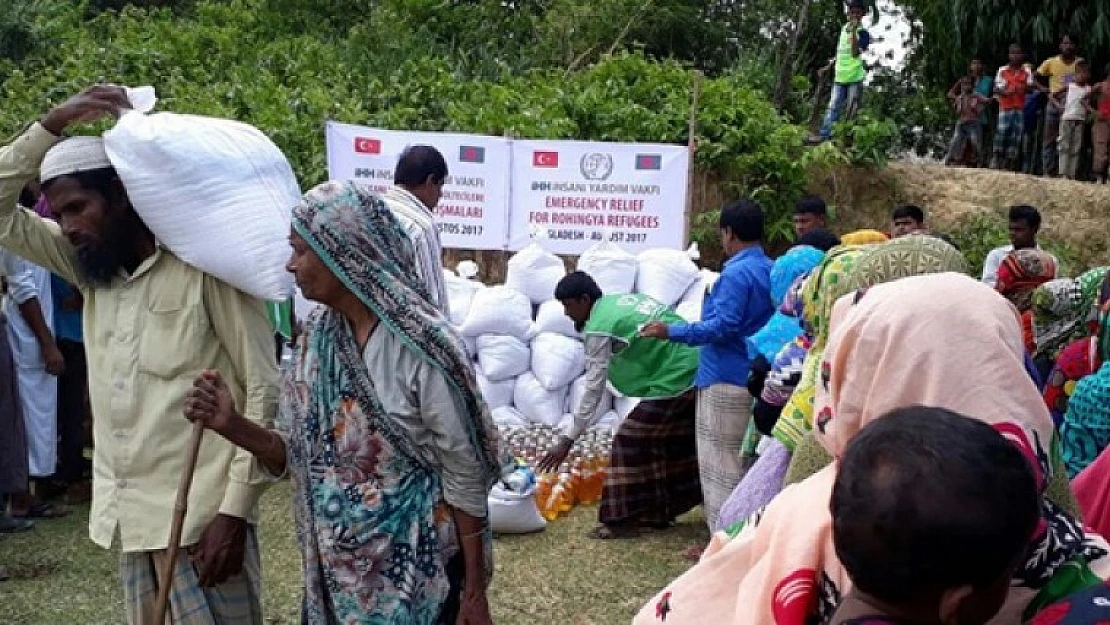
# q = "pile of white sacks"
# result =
<box><xmin>447</xmin><ymin>241</ymin><xmax>718</xmax><ymax>436</ymax></box>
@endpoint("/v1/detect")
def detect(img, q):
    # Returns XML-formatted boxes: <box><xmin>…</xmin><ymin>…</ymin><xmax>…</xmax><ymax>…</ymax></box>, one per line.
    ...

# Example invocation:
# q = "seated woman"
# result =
<box><xmin>634</xmin><ymin>273</ymin><xmax>1110</xmax><ymax>625</ymax></box>
<box><xmin>184</xmin><ymin>181</ymin><xmax>506</xmax><ymax>625</ymax></box>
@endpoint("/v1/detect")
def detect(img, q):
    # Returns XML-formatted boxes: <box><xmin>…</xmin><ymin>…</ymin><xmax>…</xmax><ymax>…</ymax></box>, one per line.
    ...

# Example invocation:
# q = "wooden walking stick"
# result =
<box><xmin>152</xmin><ymin>421</ymin><xmax>205</xmax><ymax>624</ymax></box>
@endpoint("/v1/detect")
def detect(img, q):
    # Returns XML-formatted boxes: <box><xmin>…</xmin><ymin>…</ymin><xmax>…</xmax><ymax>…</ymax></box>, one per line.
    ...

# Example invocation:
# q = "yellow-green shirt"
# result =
<box><xmin>1038</xmin><ymin>56</ymin><xmax>1082</xmax><ymax>94</ymax></box>
<box><xmin>0</xmin><ymin>123</ymin><xmax>279</xmax><ymax>552</ymax></box>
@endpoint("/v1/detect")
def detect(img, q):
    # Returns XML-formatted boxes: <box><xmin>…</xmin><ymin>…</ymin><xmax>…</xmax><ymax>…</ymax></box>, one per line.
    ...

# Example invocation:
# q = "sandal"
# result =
<box><xmin>0</xmin><ymin>565</ymin><xmax>9</xmax><ymax>582</ymax></box>
<box><xmin>586</xmin><ymin>524</ymin><xmax>641</xmax><ymax>540</ymax></box>
<box><xmin>0</xmin><ymin>516</ymin><xmax>33</xmax><ymax>533</ymax></box>
<box><xmin>11</xmin><ymin>502</ymin><xmax>69</xmax><ymax>519</ymax></box>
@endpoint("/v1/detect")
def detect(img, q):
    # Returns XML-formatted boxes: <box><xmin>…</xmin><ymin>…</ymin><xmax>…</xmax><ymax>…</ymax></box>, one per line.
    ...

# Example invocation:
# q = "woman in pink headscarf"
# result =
<box><xmin>634</xmin><ymin>273</ymin><xmax>1110</xmax><ymax>625</ymax></box>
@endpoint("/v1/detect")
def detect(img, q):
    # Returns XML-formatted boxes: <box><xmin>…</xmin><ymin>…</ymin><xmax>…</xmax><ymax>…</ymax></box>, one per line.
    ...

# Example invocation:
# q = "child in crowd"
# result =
<box><xmin>1054</xmin><ymin>60</ymin><xmax>1092</xmax><ymax>180</ymax></box>
<box><xmin>947</xmin><ymin>59</ymin><xmax>994</xmax><ymax>166</ymax></box>
<box><xmin>945</xmin><ymin>76</ymin><xmax>991</xmax><ymax>167</ymax></box>
<box><xmin>993</xmin><ymin>45</ymin><xmax>1036</xmax><ymax>171</ymax></box>
<box><xmin>830</xmin><ymin>406</ymin><xmax>1041</xmax><ymax>625</ymax></box>
<box><xmin>1085</xmin><ymin>63</ymin><xmax>1110</xmax><ymax>184</ymax></box>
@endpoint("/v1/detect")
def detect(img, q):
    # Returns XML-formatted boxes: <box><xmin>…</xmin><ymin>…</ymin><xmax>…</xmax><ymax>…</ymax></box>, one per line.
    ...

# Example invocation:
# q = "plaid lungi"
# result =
<box><xmin>599</xmin><ymin>391</ymin><xmax>701</xmax><ymax>526</ymax></box>
<box><xmin>121</xmin><ymin>526</ymin><xmax>263</xmax><ymax>625</ymax></box>
<box><xmin>696</xmin><ymin>384</ymin><xmax>753</xmax><ymax>532</ymax></box>
<box><xmin>994</xmin><ymin>109</ymin><xmax>1025</xmax><ymax>161</ymax></box>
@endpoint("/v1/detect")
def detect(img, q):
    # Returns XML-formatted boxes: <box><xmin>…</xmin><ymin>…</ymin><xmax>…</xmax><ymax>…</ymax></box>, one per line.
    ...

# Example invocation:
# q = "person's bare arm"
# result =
<box><xmin>451</xmin><ymin>508</ymin><xmax>493</xmax><ymax>625</ymax></box>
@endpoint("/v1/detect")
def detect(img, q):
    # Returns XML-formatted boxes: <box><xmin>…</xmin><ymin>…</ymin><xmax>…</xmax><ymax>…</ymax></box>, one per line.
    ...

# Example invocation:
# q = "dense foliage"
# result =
<box><xmin>0</xmin><ymin>0</ymin><xmax>876</xmax><ymax>248</ymax></box>
<box><xmin>902</xmin><ymin>0</ymin><xmax>1110</xmax><ymax>89</ymax></box>
<box><xmin>5</xmin><ymin>0</ymin><xmax>1100</xmax><ymax>248</ymax></box>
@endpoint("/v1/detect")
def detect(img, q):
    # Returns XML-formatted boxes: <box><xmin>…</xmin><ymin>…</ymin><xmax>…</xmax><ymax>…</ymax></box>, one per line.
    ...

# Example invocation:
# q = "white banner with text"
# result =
<box><xmin>507</xmin><ymin>139</ymin><xmax>689</xmax><ymax>255</ymax></box>
<box><xmin>325</xmin><ymin>122</ymin><xmax>511</xmax><ymax>251</ymax></box>
<box><xmin>325</xmin><ymin>123</ymin><xmax>690</xmax><ymax>254</ymax></box>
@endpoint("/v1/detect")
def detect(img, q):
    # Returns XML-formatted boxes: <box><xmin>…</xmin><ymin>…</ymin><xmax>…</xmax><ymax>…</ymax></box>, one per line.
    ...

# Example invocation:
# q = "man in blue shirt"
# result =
<box><xmin>641</xmin><ymin>199</ymin><xmax>774</xmax><ymax>531</ymax></box>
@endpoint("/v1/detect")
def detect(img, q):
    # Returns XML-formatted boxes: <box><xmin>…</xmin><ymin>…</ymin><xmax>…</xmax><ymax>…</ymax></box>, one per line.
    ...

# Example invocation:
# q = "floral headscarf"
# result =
<box><xmin>772</xmin><ymin>245</ymin><xmax>866</xmax><ymax>450</ymax></box>
<box><xmin>283</xmin><ymin>181</ymin><xmax>505</xmax><ymax>623</ymax></box>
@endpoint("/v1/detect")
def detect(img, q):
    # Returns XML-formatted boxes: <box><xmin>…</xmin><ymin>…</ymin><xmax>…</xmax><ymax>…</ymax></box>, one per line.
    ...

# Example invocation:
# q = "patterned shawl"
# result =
<box><xmin>773</xmin><ymin>236</ymin><xmax>968</xmax><ymax>450</ymax></box>
<box><xmin>997</xmin><ymin>248</ymin><xmax>1058</xmax><ymax>312</ymax></box>
<box><xmin>771</xmin><ymin>245</ymin><xmax>866</xmax><ymax>450</ymax></box>
<box><xmin>746</xmin><ymin>245</ymin><xmax>825</xmax><ymax>364</ymax></box>
<box><xmin>283</xmin><ymin>181</ymin><xmax>504</xmax><ymax>624</ymax></box>
<box><xmin>634</xmin><ymin>274</ymin><xmax>1110</xmax><ymax>625</ymax></box>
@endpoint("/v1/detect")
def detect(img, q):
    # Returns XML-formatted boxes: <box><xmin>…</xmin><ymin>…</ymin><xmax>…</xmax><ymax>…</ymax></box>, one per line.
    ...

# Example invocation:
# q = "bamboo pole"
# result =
<box><xmin>683</xmin><ymin>70</ymin><xmax>703</xmax><ymax>248</ymax></box>
<box><xmin>151</xmin><ymin>421</ymin><xmax>205</xmax><ymax>624</ymax></box>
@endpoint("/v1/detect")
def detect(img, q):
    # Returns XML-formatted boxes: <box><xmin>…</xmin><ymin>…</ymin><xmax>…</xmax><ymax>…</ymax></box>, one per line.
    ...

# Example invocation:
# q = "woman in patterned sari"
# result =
<box><xmin>184</xmin><ymin>181</ymin><xmax>506</xmax><ymax>625</ymax></box>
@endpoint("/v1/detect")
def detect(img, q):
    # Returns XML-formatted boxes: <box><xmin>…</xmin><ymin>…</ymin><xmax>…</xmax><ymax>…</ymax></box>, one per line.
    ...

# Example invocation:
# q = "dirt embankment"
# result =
<box><xmin>810</xmin><ymin>163</ymin><xmax>1110</xmax><ymax>267</ymax></box>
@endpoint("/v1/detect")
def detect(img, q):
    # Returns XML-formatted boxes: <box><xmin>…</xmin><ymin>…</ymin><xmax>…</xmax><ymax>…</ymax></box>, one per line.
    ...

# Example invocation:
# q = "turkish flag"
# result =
<box><xmin>533</xmin><ymin>151</ymin><xmax>559</xmax><ymax>168</ymax></box>
<box><xmin>354</xmin><ymin>137</ymin><xmax>382</xmax><ymax>155</ymax></box>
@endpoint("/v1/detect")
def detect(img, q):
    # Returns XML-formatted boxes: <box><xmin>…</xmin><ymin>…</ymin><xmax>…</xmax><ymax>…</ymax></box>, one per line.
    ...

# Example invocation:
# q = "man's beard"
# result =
<box><xmin>76</xmin><ymin>211</ymin><xmax>148</xmax><ymax>286</ymax></box>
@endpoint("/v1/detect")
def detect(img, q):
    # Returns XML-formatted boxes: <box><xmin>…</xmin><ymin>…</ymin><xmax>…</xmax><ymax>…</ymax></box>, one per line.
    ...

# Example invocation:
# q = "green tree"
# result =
<box><xmin>902</xmin><ymin>0</ymin><xmax>1110</xmax><ymax>88</ymax></box>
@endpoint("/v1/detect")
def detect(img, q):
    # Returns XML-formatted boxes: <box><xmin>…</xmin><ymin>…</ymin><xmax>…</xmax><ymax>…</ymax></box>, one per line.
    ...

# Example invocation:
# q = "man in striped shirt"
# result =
<box><xmin>381</xmin><ymin>146</ymin><xmax>450</xmax><ymax>311</ymax></box>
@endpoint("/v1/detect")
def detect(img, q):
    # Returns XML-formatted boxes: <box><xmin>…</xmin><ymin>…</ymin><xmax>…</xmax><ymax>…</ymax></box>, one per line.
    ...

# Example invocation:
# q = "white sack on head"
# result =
<box><xmin>577</xmin><ymin>240</ymin><xmax>638</xmax><ymax>295</ymax></box>
<box><xmin>103</xmin><ymin>106</ymin><xmax>299</xmax><ymax>301</ymax></box>
<box><xmin>530</xmin><ymin>333</ymin><xmax>586</xmax><ymax>391</ymax></box>
<box><xmin>476</xmin><ymin>335</ymin><xmax>530</xmax><ymax>382</ymax></box>
<box><xmin>458</xmin><ymin>286</ymin><xmax>534</xmax><ymax>338</ymax></box>
<box><xmin>513</xmin><ymin>373</ymin><xmax>568</xmax><ymax>427</ymax></box>
<box><xmin>505</xmin><ymin>243</ymin><xmax>566</xmax><ymax>305</ymax></box>
<box><xmin>634</xmin><ymin>249</ymin><xmax>699</xmax><ymax>306</ymax></box>
<box><xmin>533</xmin><ymin>300</ymin><xmax>580</xmax><ymax>338</ymax></box>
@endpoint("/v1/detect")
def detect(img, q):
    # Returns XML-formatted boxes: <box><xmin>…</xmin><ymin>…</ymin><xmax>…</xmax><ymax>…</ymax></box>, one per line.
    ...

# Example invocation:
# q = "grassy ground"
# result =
<box><xmin>0</xmin><ymin>482</ymin><xmax>706</xmax><ymax>624</ymax></box>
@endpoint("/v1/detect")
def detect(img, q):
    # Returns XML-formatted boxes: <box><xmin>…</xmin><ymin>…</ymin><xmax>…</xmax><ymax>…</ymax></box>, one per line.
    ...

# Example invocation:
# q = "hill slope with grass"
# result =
<box><xmin>810</xmin><ymin>164</ymin><xmax>1110</xmax><ymax>275</ymax></box>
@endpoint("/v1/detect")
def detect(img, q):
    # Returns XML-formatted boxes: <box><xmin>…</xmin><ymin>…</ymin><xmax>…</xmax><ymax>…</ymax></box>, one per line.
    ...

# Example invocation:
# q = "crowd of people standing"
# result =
<box><xmin>945</xmin><ymin>34</ymin><xmax>1110</xmax><ymax>182</ymax></box>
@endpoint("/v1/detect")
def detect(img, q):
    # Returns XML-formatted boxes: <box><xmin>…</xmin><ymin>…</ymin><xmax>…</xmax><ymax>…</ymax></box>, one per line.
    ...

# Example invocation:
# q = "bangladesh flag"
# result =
<box><xmin>635</xmin><ymin>154</ymin><xmax>662</xmax><ymax>170</ymax></box>
<box><xmin>459</xmin><ymin>145</ymin><xmax>486</xmax><ymax>163</ymax></box>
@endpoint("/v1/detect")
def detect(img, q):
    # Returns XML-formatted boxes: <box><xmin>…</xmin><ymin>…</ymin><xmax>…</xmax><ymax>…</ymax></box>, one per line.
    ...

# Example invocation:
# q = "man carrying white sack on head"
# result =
<box><xmin>0</xmin><ymin>86</ymin><xmax>278</xmax><ymax>624</ymax></box>
<box><xmin>381</xmin><ymin>145</ymin><xmax>450</xmax><ymax>311</ymax></box>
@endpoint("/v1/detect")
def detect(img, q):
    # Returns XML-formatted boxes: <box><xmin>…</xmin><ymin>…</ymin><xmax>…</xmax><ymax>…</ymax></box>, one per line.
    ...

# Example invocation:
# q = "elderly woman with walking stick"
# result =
<box><xmin>185</xmin><ymin>180</ymin><xmax>507</xmax><ymax>625</ymax></box>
